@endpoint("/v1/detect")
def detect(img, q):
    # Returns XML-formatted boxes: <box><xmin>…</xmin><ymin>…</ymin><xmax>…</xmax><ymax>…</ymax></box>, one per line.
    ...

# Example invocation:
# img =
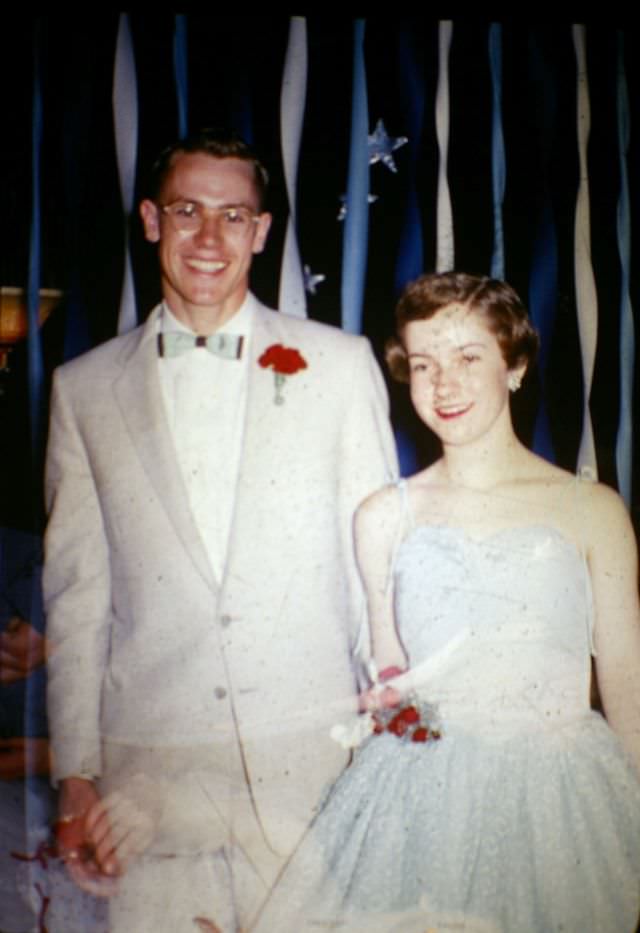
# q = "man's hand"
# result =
<box><xmin>0</xmin><ymin>736</ymin><xmax>49</xmax><ymax>780</ymax></box>
<box><xmin>0</xmin><ymin>618</ymin><xmax>46</xmax><ymax>685</ymax></box>
<box><xmin>57</xmin><ymin>777</ymin><xmax>120</xmax><ymax>898</ymax></box>
<box><xmin>58</xmin><ymin>774</ymin><xmax>160</xmax><ymax>897</ymax></box>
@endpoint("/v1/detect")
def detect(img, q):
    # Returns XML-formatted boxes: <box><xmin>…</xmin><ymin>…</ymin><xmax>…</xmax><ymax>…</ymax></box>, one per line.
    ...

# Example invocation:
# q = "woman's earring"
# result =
<box><xmin>508</xmin><ymin>373</ymin><xmax>522</xmax><ymax>393</ymax></box>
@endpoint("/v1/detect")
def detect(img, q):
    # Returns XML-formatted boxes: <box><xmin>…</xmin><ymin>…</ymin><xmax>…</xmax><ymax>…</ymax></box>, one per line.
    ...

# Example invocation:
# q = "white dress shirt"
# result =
<box><xmin>158</xmin><ymin>295</ymin><xmax>254</xmax><ymax>581</ymax></box>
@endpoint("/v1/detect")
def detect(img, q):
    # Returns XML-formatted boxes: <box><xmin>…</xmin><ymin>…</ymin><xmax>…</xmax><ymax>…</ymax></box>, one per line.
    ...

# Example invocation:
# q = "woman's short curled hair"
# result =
<box><xmin>385</xmin><ymin>271</ymin><xmax>540</xmax><ymax>383</ymax></box>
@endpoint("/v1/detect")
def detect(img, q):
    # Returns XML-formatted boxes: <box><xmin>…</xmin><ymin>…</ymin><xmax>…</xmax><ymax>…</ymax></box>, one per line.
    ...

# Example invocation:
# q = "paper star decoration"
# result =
<box><xmin>303</xmin><ymin>265</ymin><xmax>326</xmax><ymax>295</ymax></box>
<box><xmin>368</xmin><ymin>119</ymin><xmax>408</xmax><ymax>173</ymax></box>
<box><xmin>337</xmin><ymin>193</ymin><xmax>379</xmax><ymax>221</ymax></box>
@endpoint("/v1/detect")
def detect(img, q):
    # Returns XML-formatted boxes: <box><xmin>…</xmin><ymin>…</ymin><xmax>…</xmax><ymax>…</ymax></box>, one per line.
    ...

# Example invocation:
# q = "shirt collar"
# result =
<box><xmin>160</xmin><ymin>293</ymin><xmax>255</xmax><ymax>339</ymax></box>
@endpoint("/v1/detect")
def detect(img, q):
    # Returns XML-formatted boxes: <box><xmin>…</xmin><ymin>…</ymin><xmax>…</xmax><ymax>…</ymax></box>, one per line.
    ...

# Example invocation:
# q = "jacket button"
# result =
<box><xmin>220</xmin><ymin>614</ymin><xmax>232</xmax><ymax>627</ymax></box>
<box><xmin>214</xmin><ymin>686</ymin><xmax>227</xmax><ymax>699</ymax></box>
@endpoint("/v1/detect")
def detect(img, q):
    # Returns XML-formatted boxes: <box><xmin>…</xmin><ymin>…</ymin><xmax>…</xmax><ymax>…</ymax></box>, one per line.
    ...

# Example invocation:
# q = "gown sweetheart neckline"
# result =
<box><xmin>398</xmin><ymin>521</ymin><xmax>585</xmax><ymax>563</ymax></box>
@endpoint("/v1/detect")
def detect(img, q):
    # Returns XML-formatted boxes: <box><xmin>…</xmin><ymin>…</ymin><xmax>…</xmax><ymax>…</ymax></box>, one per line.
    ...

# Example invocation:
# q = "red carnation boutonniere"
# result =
<box><xmin>258</xmin><ymin>343</ymin><xmax>307</xmax><ymax>405</ymax></box>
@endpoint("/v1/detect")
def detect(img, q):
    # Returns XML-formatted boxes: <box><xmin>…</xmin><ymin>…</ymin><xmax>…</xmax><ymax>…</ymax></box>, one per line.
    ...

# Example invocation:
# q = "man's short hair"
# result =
<box><xmin>386</xmin><ymin>271</ymin><xmax>540</xmax><ymax>383</ymax></box>
<box><xmin>148</xmin><ymin>128</ymin><xmax>269</xmax><ymax>209</ymax></box>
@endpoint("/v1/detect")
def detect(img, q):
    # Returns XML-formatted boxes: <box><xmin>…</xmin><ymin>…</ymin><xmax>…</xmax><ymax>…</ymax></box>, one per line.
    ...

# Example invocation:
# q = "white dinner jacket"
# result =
<box><xmin>44</xmin><ymin>297</ymin><xmax>397</xmax><ymax>856</ymax></box>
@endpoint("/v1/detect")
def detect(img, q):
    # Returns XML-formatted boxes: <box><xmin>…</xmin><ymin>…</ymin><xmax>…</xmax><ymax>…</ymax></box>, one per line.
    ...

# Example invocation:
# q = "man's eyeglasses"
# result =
<box><xmin>159</xmin><ymin>201</ymin><xmax>261</xmax><ymax>236</ymax></box>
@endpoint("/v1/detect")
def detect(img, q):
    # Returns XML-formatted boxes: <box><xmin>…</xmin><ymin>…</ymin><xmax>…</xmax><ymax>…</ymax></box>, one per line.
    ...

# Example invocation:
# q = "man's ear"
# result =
<box><xmin>252</xmin><ymin>212</ymin><xmax>272</xmax><ymax>256</ymax></box>
<box><xmin>140</xmin><ymin>199</ymin><xmax>161</xmax><ymax>243</ymax></box>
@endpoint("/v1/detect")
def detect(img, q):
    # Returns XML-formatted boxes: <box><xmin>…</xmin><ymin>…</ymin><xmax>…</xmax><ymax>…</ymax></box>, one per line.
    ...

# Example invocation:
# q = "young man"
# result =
<box><xmin>44</xmin><ymin>131</ymin><xmax>397</xmax><ymax>932</ymax></box>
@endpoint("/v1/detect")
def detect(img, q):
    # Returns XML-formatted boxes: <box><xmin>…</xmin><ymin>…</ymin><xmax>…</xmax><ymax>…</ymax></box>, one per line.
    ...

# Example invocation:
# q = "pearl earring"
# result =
<box><xmin>508</xmin><ymin>373</ymin><xmax>522</xmax><ymax>393</ymax></box>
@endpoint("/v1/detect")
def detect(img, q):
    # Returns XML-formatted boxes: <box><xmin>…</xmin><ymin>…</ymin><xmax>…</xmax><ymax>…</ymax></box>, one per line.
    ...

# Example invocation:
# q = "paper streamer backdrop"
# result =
<box><xmin>3</xmin><ymin>15</ymin><xmax>639</xmax><ymax>524</ymax></box>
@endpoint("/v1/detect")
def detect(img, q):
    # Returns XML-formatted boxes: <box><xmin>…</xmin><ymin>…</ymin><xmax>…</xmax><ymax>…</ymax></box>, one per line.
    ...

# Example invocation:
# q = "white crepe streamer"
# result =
<box><xmin>278</xmin><ymin>16</ymin><xmax>308</xmax><ymax>318</ymax></box>
<box><xmin>435</xmin><ymin>21</ymin><xmax>454</xmax><ymax>272</ymax></box>
<box><xmin>113</xmin><ymin>13</ymin><xmax>139</xmax><ymax>334</ymax></box>
<box><xmin>572</xmin><ymin>25</ymin><xmax>598</xmax><ymax>476</ymax></box>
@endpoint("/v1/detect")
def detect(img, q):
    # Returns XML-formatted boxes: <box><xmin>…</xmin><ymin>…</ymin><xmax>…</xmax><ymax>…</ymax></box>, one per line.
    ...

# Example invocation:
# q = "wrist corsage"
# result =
<box><xmin>370</xmin><ymin>697</ymin><xmax>442</xmax><ymax>744</ymax></box>
<box><xmin>331</xmin><ymin>660</ymin><xmax>442</xmax><ymax>750</ymax></box>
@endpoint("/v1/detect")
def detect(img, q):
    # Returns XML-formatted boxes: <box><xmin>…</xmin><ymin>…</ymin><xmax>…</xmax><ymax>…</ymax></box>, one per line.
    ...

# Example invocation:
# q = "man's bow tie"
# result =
<box><xmin>158</xmin><ymin>332</ymin><xmax>244</xmax><ymax>360</ymax></box>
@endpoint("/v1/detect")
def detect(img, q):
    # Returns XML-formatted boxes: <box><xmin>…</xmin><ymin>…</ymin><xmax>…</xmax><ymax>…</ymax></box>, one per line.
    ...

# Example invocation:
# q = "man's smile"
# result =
<box><xmin>184</xmin><ymin>258</ymin><xmax>228</xmax><ymax>274</ymax></box>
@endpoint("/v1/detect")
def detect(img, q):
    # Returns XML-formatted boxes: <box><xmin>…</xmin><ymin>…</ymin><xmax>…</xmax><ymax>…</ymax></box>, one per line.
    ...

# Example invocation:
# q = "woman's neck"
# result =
<box><xmin>438</xmin><ymin>428</ymin><xmax>530</xmax><ymax>491</ymax></box>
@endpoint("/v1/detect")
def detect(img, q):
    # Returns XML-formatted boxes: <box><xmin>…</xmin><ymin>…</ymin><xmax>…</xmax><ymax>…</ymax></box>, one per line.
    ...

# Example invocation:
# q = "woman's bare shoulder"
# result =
<box><xmin>356</xmin><ymin>482</ymin><xmax>404</xmax><ymax>537</ymax></box>
<box><xmin>519</xmin><ymin>452</ymin><xmax>574</xmax><ymax>487</ymax></box>
<box><xmin>580</xmin><ymin>477</ymin><xmax>635</xmax><ymax>538</ymax></box>
<box><xmin>356</xmin><ymin>465</ymin><xmax>443</xmax><ymax>537</ymax></box>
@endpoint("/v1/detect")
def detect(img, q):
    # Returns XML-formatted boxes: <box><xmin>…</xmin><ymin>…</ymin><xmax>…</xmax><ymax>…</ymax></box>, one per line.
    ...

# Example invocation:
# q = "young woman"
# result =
<box><xmin>252</xmin><ymin>273</ymin><xmax>640</xmax><ymax>932</ymax></box>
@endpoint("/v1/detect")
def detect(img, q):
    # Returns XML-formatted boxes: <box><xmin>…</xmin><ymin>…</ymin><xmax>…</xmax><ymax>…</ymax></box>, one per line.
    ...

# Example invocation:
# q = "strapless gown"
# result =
<box><xmin>251</xmin><ymin>524</ymin><xmax>640</xmax><ymax>932</ymax></box>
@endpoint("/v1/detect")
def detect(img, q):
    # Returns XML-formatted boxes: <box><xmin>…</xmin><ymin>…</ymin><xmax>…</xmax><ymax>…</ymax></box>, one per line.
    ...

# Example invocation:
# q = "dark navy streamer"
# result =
<box><xmin>395</xmin><ymin>24</ymin><xmax>425</xmax><ymax>295</ymax></box>
<box><xmin>394</xmin><ymin>22</ymin><xmax>424</xmax><ymax>476</ymax></box>
<box><xmin>489</xmin><ymin>24</ymin><xmax>505</xmax><ymax>280</ymax></box>
<box><xmin>527</xmin><ymin>35</ymin><xmax>557</xmax><ymax>461</ymax></box>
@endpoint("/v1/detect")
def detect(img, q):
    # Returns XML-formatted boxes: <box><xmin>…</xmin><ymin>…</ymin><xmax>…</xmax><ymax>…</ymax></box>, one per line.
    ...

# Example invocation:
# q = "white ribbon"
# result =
<box><xmin>113</xmin><ymin>13</ymin><xmax>139</xmax><ymax>334</ymax></box>
<box><xmin>572</xmin><ymin>25</ymin><xmax>598</xmax><ymax>476</ymax></box>
<box><xmin>278</xmin><ymin>16</ymin><xmax>308</xmax><ymax>318</ymax></box>
<box><xmin>435</xmin><ymin>21</ymin><xmax>454</xmax><ymax>272</ymax></box>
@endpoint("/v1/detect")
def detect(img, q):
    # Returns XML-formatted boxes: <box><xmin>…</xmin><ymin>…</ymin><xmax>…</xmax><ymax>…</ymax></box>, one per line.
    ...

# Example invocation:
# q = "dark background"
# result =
<box><xmin>2</xmin><ymin>13</ymin><xmax>640</xmax><ymax>529</ymax></box>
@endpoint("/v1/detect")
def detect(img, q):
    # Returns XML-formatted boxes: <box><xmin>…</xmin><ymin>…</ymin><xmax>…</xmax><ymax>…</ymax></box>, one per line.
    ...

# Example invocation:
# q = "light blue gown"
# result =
<box><xmin>252</xmin><ymin>503</ymin><xmax>640</xmax><ymax>932</ymax></box>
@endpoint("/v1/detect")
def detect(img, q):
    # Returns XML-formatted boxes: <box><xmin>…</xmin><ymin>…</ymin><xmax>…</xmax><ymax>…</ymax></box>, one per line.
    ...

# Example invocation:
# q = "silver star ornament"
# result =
<box><xmin>368</xmin><ymin>118</ymin><xmax>408</xmax><ymax>173</ymax></box>
<box><xmin>303</xmin><ymin>265</ymin><xmax>326</xmax><ymax>295</ymax></box>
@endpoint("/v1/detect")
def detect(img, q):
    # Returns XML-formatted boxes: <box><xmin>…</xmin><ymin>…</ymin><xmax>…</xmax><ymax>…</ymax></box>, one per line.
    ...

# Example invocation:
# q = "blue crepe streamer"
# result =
<box><xmin>174</xmin><ymin>15</ymin><xmax>188</xmax><ymax>137</ymax></box>
<box><xmin>341</xmin><ymin>19</ymin><xmax>369</xmax><ymax>335</ymax></box>
<box><xmin>26</xmin><ymin>31</ymin><xmax>44</xmax><ymax>465</ymax></box>
<box><xmin>24</xmin><ymin>25</ymin><xmax>47</xmax><ymax>835</ymax></box>
<box><xmin>615</xmin><ymin>33</ymin><xmax>634</xmax><ymax>505</ymax></box>
<box><xmin>489</xmin><ymin>24</ymin><xmax>505</xmax><ymax>280</ymax></box>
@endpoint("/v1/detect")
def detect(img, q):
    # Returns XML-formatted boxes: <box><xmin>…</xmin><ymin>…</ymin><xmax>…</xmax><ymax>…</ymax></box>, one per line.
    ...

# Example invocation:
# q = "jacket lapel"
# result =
<box><xmin>222</xmin><ymin>304</ymin><xmax>305</xmax><ymax>597</ymax></box>
<box><xmin>113</xmin><ymin>306</ymin><xmax>218</xmax><ymax>594</ymax></box>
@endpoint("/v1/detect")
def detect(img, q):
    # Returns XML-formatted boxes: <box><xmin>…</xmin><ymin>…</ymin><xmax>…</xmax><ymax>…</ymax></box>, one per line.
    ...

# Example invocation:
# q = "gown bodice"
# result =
<box><xmin>394</xmin><ymin>523</ymin><xmax>594</xmax><ymax>730</ymax></box>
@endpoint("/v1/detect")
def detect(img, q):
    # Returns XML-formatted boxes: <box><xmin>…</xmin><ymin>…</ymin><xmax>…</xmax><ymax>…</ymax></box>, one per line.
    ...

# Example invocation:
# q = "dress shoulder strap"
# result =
<box><xmin>573</xmin><ymin>468</ymin><xmax>597</xmax><ymax>656</ymax></box>
<box><xmin>353</xmin><ymin>480</ymin><xmax>413</xmax><ymax>683</ymax></box>
<box><xmin>384</xmin><ymin>479</ymin><xmax>415</xmax><ymax>594</ymax></box>
<box><xmin>396</xmin><ymin>478</ymin><xmax>415</xmax><ymax>529</ymax></box>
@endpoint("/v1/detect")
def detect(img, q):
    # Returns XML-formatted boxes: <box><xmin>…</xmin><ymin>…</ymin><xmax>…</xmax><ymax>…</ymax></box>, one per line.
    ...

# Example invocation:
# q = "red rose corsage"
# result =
<box><xmin>371</xmin><ymin>700</ymin><xmax>442</xmax><ymax>743</ymax></box>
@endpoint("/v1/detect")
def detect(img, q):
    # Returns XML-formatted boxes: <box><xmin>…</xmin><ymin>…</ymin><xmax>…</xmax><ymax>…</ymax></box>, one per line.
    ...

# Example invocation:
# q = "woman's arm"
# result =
<box><xmin>354</xmin><ymin>485</ymin><xmax>408</xmax><ymax>678</ymax></box>
<box><xmin>587</xmin><ymin>483</ymin><xmax>640</xmax><ymax>775</ymax></box>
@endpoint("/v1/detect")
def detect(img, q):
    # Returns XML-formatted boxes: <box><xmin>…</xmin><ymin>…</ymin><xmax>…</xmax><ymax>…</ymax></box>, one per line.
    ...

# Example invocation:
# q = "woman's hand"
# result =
<box><xmin>358</xmin><ymin>682</ymin><xmax>403</xmax><ymax>713</ymax></box>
